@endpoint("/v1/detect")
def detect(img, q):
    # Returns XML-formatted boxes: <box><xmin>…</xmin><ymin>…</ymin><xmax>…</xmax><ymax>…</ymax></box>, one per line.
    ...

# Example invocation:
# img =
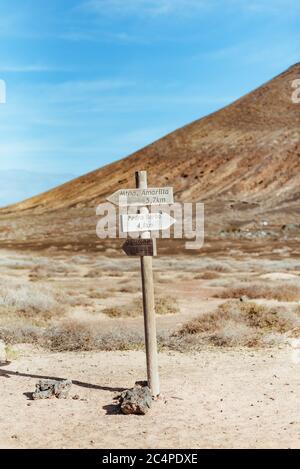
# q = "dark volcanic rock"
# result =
<box><xmin>119</xmin><ymin>384</ymin><xmax>152</xmax><ymax>415</ymax></box>
<box><xmin>32</xmin><ymin>379</ymin><xmax>72</xmax><ymax>400</ymax></box>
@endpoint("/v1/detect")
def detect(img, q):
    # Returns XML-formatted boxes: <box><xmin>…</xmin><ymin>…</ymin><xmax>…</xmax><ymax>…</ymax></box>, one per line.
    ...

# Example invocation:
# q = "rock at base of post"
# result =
<box><xmin>119</xmin><ymin>382</ymin><xmax>152</xmax><ymax>415</ymax></box>
<box><xmin>32</xmin><ymin>379</ymin><xmax>72</xmax><ymax>400</ymax></box>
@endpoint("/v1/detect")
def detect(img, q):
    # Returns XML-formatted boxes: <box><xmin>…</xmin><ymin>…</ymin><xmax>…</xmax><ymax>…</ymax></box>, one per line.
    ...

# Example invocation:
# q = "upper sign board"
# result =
<box><xmin>107</xmin><ymin>187</ymin><xmax>173</xmax><ymax>207</ymax></box>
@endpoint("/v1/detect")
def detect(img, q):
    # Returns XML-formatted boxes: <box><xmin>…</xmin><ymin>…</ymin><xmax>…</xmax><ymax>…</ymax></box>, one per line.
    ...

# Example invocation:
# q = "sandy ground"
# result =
<box><xmin>1</xmin><ymin>346</ymin><xmax>299</xmax><ymax>449</ymax></box>
<box><xmin>0</xmin><ymin>249</ymin><xmax>300</xmax><ymax>449</ymax></box>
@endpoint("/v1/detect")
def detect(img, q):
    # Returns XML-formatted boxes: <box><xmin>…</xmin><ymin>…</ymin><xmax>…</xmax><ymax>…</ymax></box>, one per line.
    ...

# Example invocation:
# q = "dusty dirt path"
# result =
<box><xmin>1</xmin><ymin>346</ymin><xmax>299</xmax><ymax>449</ymax></box>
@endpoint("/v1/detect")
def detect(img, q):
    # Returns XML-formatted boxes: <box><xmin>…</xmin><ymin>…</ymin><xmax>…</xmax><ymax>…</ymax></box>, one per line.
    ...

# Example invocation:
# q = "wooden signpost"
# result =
<box><xmin>107</xmin><ymin>171</ymin><xmax>175</xmax><ymax>397</ymax></box>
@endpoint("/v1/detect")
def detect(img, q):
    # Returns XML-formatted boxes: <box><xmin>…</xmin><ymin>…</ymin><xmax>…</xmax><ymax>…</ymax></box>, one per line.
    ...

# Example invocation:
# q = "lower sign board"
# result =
<box><xmin>122</xmin><ymin>238</ymin><xmax>157</xmax><ymax>257</ymax></box>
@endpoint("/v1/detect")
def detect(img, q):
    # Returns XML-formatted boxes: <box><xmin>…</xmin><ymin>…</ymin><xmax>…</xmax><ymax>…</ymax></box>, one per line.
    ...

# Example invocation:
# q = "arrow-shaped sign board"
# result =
<box><xmin>121</xmin><ymin>213</ymin><xmax>176</xmax><ymax>233</ymax></box>
<box><xmin>107</xmin><ymin>187</ymin><xmax>173</xmax><ymax>207</ymax></box>
<box><xmin>122</xmin><ymin>238</ymin><xmax>157</xmax><ymax>257</ymax></box>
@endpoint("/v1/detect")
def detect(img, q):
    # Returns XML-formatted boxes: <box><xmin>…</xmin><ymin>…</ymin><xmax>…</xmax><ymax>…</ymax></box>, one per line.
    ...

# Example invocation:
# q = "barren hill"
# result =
<box><xmin>0</xmin><ymin>63</ymin><xmax>299</xmax><ymax>251</ymax></box>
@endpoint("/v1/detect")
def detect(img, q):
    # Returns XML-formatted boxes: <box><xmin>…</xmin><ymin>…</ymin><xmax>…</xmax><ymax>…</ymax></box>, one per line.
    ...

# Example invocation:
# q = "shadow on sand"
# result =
<box><xmin>0</xmin><ymin>362</ymin><xmax>126</xmax><ymax>393</ymax></box>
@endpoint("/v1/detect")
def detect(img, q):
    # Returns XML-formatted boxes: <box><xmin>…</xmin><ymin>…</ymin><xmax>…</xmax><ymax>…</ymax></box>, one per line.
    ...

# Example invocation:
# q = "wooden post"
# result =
<box><xmin>135</xmin><ymin>170</ymin><xmax>160</xmax><ymax>397</ymax></box>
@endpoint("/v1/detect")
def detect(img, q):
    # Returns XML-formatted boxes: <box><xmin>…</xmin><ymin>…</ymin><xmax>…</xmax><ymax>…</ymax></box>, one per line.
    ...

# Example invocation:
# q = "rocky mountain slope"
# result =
<box><xmin>0</xmin><ymin>63</ymin><xmax>299</xmax><ymax>250</ymax></box>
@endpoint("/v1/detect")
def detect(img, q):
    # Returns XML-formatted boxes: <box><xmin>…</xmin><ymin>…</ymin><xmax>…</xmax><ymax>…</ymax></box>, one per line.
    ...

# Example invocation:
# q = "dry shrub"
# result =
<box><xmin>84</xmin><ymin>269</ymin><xmax>124</xmax><ymax>279</ymax></box>
<box><xmin>194</xmin><ymin>271</ymin><xmax>220</xmax><ymax>280</ymax></box>
<box><xmin>8</xmin><ymin>262</ymin><xmax>33</xmax><ymax>270</ymax></box>
<box><xmin>88</xmin><ymin>289</ymin><xmax>111</xmax><ymax>300</ymax></box>
<box><xmin>29</xmin><ymin>266</ymin><xmax>55</xmax><ymax>281</ymax></box>
<box><xmin>208</xmin><ymin>263</ymin><xmax>233</xmax><ymax>273</ymax></box>
<box><xmin>0</xmin><ymin>320</ymin><xmax>145</xmax><ymax>352</ymax></box>
<box><xmin>0</xmin><ymin>283</ymin><xmax>73</xmax><ymax>324</ymax></box>
<box><xmin>102</xmin><ymin>306</ymin><xmax>132</xmax><ymax>318</ymax></box>
<box><xmin>172</xmin><ymin>300</ymin><xmax>300</xmax><ymax>348</ymax></box>
<box><xmin>43</xmin><ymin>320</ymin><xmax>144</xmax><ymax>351</ymax></box>
<box><xmin>84</xmin><ymin>268</ymin><xmax>103</xmax><ymax>278</ymax></box>
<box><xmin>29</xmin><ymin>263</ymin><xmax>71</xmax><ymax>281</ymax></box>
<box><xmin>216</xmin><ymin>282</ymin><xmax>300</xmax><ymax>302</ymax></box>
<box><xmin>155</xmin><ymin>296</ymin><xmax>180</xmax><ymax>315</ymax></box>
<box><xmin>120</xmin><ymin>286</ymin><xmax>137</xmax><ymax>294</ymax></box>
<box><xmin>0</xmin><ymin>323</ymin><xmax>43</xmax><ymax>345</ymax></box>
<box><xmin>157</xmin><ymin>276</ymin><xmax>171</xmax><ymax>284</ymax></box>
<box><xmin>2</xmin><ymin>301</ymin><xmax>298</xmax><ymax>352</ymax></box>
<box><xmin>102</xmin><ymin>296</ymin><xmax>180</xmax><ymax>318</ymax></box>
<box><xmin>0</xmin><ymin>318</ymin><xmax>175</xmax><ymax>352</ymax></box>
<box><xmin>106</xmin><ymin>271</ymin><xmax>124</xmax><ymax>278</ymax></box>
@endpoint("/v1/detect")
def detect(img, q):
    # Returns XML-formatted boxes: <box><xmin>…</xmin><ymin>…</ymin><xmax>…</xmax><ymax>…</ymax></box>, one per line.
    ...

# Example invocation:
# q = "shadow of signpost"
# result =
<box><xmin>0</xmin><ymin>366</ymin><xmax>126</xmax><ymax>393</ymax></box>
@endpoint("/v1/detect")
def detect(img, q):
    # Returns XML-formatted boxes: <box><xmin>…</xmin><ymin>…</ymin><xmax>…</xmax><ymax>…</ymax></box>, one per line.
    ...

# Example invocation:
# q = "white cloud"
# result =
<box><xmin>237</xmin><ymin>0</ymin><xmax>300</xmax><ymax>15</ymax></box>
<box><xmin>34</xmin><ymin>79</ymin><xmax>137</xmax><ymax>104</ymax></box>
<box><xmin>80</xmin><ymin>0</ymin><xmax>208</xmax><ymax>17</ymax></box>
<box><xmin>196</xmin><ymin>41</ymin><xmax>300</xmax><ymax>68</ymax></box>
<box><xmin>79</xmin><ymin>0</ymin><xmax>300</xmax><ymax>17</ymax></box>
<box><xmin>53</xmin><ymin>79</ymin><xmax>136</xmax><ymax>92</ymax></box>
<box><xmin>61</xmin><ymin>30</ymin><xmax>148</xmax><ymax>44</ymax></box>
<box><xmin>0</xmin><ymin>65</ymin><xmax>67</xmax><ymax>73</ymax></box>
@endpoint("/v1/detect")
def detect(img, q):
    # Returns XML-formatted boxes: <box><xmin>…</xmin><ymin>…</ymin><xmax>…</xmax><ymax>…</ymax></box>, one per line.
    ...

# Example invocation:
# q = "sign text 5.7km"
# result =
<box><xmin>107</xmin><ymin>187</ymin><xmax>173</xmax><ymax>206</ymax></box>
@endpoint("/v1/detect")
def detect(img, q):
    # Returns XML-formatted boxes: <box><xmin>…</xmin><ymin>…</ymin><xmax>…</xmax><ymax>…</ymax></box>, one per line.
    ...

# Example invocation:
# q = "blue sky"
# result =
<box><xmin>0</xmin><ymin>0</ymin><xmax>299</xmax><ymax>204</ymax></box>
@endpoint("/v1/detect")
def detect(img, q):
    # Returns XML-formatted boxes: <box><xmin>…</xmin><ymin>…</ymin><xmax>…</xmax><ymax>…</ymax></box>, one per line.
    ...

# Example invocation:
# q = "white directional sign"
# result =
<box><xmin>107</xmin><ymin>187</ymin><xmax>173</xmax><ymax>207</ymax></box>
<box><xmin>121</xmin><ymin>212</ymin><xmax>176</xmax><ymax>233</ymax></box>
